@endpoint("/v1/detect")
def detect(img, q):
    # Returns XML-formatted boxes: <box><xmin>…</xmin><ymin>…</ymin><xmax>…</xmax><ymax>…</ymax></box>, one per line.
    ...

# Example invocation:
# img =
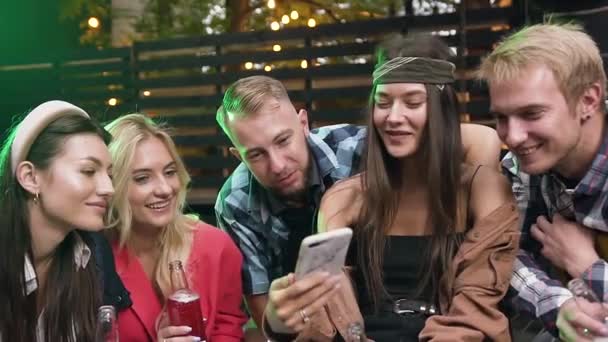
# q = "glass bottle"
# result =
<box><xmin>569</xmin><ymin>278</ymin><xmax>604</xmax><ymax>304</ymax></box>
<box><xmin>167</xmin><ymin>260</ymin><xmax>207</xmax><ymax>341</ymax></box>
<box><xmin>95</xmin><ymin>305</ymin><xmax>119</xmax><ymax>342</ymax></box>
<box><xmin>568</xmin><ymin>278</ymin><xmax>608</xmax><ymax>341</ymax></box>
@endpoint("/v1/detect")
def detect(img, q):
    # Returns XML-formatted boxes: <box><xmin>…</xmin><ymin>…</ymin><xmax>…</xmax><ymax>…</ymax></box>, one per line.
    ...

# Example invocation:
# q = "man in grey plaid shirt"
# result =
<box><xmin>214</xmin><ymin>75</ymin><xmax>503</xmax><ymax>328</ymax></box>
<box><xmin>479</xmin><ymin>24</ymin><xmax>608</xmax><ymax>341</ymax></box>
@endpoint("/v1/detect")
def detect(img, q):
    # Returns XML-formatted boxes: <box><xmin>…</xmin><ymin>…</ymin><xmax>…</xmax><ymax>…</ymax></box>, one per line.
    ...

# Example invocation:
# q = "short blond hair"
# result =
<box><xmin>216</xmin><ymin>75</ymin><xmax>290</xmax><ymax>139</ymax></box>
<box><xmin>478</xmin><ymin>23</ymin><xmax>606</xmax><ymax>108</ymax></box>
<box><xmin>105</xmin><ymin>113</ymin><xmax>196</xmax><ymax>297</ymax></box>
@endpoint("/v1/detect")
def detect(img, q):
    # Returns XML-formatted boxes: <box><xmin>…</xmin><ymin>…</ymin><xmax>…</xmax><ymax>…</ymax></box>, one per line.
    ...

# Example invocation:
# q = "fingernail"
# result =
<box><xmin>183</xmin><ymin>326</ymin><xmax>193</xmax><ymax>332</ymax></box>
<box><xmin>192</xmin><ymin>337</ymin><xmax>201</xmax><ymax>342</ymax></box>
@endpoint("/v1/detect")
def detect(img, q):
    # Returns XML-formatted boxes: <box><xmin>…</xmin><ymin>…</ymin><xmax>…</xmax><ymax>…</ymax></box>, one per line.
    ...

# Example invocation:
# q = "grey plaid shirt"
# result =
<box><xmin>215</xmin><ymin>124</ymin><xmax>366</xmax><ymax>295</ymax></box>
<box><xmin>503</xmin><ymin>129</ymin><xmax>608</xmax><ymax>335</ymax></box>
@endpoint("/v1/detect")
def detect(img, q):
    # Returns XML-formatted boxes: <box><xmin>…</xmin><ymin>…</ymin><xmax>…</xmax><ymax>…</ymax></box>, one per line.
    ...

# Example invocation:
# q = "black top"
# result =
<box><xmin>279</xmin><ymin>206</ymin><xmax>316</xmax><ymax>274</ymax></box>
<box><xmin>350</xmin><ymin>234</ymin><xmax>463</xmax><ymax>342</ymax></box>
<box><xmin>353</xmin><ymin>236</ymin><xmax>434</xmax><ymax>311</ymax></box>
<box><xmin>81</xmin><ymin>231</ymin><xmax>132</xmax><ymax>311</ymax></box>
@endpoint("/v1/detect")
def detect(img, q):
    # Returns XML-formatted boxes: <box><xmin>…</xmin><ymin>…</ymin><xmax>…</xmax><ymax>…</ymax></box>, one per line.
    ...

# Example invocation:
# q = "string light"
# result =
<box><xmin>281</xmin><ymin>15</ymin><xmax>290</xmax><ymax>24</ymax></box>
<box><xmin>290</xmin><ymin>10</ymin><xmax>299</xmax><ymax>20</ymax></box>
<box><xmin>272</xmin><ymin>44</ymin><xmax>281</xmax><ymax>52</ymax></box>
<box><xmin>307</xmin><ymin>18</ymin><xmax>316</xmax><ymax>28</ymax></box>
<box><xmin>88</xmin><ymin>17</ymin><xmax>100</xmax><ymax>28</ymax></box>
<box><xmin>142</xmin><ymin>90</ymin><xmax>151</xmax><ymax>96</ymax></box>
<box><xmin>300</xmin><ymin>60</ymin><xmax>308</xmax><ymax>69</ymax></box>
<box><xmin>264</xmin><ymin>65</ymin><xmax>272</xmax><ymax>72</ymax></box>
<box><xmin>267</xmin><ymin>0</ymin><xmax>275</xmax><ymax>9</ymax></box>
<box><xmin>108</xmin><ymin>98</ymin><xmax>118</xmax><ymax>106</ymax></box>
<box><xmin>245</xmin><ymin>62</ymin><xmax>253</xmax><ymax>69</ymax></box>
<box><xmin>270</xmin><ymin>21</ymin><xmax>280</xmax><ymax>31</ymax></box>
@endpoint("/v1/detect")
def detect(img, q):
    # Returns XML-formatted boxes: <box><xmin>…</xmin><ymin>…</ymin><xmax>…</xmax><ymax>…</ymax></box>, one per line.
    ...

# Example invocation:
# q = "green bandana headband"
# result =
<box><xmin>373</xmin><ymin>57</ymin><xmax>456</xmax><ymax>86</ymax></box>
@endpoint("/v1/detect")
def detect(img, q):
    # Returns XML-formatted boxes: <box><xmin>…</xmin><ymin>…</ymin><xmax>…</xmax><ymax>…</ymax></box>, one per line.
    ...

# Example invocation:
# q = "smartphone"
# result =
<box><xmin>294</xmin><ymin>228</ymin><xmax>353</xmax><ymax>279</ymax></box>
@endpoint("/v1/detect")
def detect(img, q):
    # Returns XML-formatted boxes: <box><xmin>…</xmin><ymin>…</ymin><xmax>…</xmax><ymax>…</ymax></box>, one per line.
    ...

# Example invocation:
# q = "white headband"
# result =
<box><xmin>11</xmin><ymin>100</ymin><xmax>90</xmax><ymax>174</ymax></box>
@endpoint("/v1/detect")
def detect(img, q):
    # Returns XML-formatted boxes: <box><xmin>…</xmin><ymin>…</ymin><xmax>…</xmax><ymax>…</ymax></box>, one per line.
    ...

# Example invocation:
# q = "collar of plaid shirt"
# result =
<box><xmin>503</xmin><ymin>125</ymin><xmax>608</xmax><ymax>231</ymax></box>
<box><xmin>264</xmin><ymin>155</ymin><xmax>323</xmax><ymax>215</ymax></box>
<box><xmin>246</xmin><ymin>129</ymin><xmax>351</xmax><ymax>223</ymax></box>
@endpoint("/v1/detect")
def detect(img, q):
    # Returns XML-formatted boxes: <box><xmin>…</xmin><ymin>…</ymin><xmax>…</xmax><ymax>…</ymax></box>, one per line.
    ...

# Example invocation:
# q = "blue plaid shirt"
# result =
<box><xmin>215</xmin><ymin>124</ymin><xmax>366</xmax><ymax>295</ymax></box>
<box><xmin>503</xmin><ymin>129</ymin><xmax>608</xmax><ymax>336</ymax></box>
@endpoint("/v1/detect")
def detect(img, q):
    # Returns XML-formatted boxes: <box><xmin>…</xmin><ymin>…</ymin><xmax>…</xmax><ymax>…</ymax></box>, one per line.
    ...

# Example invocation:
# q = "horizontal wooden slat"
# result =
<box><xmin>135</xmin><ymin>42</ymin><xmax>376</xmax><ymax>71</ymax></box>
<box><xmin>59</xmin><ymin>75</ymin><xmax>132</xmax><ymax>88</ymax></box>
<box><xmin>173</xmin><ymin>134</ymin><xmax>231</xmax><ymax>146</ymax></box>
<box><xmin>467</xmin><ymin>99</ymin><xmax>491</xmax><ymax>118</ymax></box>
<box><xmin>64</xmin><ymin>89</ymin><xmax>135</xmax><ymax>102</ymax></box>
<box><xmin>60</xmin><ymin>47</ymin><xmax>132</xmax><ymax>61</ymax></box>
<box><xmin>159</xmin><ymin>114</ymin><xmax>217</xmax><ymax>127</ymax></box>
<box><xmin>136</xmin><ymin>64</ymin><xmax>372</xmax><ymax>89</ymax></box>
<box><xmin>60</xmin><ymin>61</ymin><xmax>131</xmax><ymax>75</ymax></box>
<box><xmin>190</xmin><ymin>175</ymin><xmax>228</xmax><ymax>188</ymax></box>
<box><xmin>184</xmin><ymin>156</ymin><xmax>239</xmax><ymax>169</ymax></box>
<box><xmin>138</xmin><ymin>94</ymin><xmax>222</xmax><ymax>108</ymax></box>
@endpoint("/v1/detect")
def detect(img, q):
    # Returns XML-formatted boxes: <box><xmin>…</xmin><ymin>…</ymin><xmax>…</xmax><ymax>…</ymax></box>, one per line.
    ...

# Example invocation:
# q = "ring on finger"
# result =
<box><xmin>583</xmin><ymin>328</ymin><xmax>590</xmax><ymax>336</ymax></box>
<box><xmin>299</xmin><ymin>308</ymin><xmax>310</xmax><ymax>324</ymax></box>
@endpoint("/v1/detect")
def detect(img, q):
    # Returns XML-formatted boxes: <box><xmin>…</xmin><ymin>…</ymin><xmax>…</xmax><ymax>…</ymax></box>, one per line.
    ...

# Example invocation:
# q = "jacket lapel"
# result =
<box><xmin>113</xmin><ymin>246</ymin><xmax>163</xmax><ymax>340</ymax></box>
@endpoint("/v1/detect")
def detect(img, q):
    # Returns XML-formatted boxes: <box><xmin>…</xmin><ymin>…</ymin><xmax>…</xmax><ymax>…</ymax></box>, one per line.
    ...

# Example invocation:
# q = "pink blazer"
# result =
<box><xmin>112</xmin><ymin>222</ymin><xmax>246</xmax><ymax>341</ymax></box>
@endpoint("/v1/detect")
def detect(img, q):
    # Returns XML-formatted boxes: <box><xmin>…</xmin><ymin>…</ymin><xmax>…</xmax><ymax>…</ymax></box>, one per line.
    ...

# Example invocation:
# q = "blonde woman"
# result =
<box><xmin>105</xmin><ymin>114</ymin><xmax>246</xmax><ymax>342</ymax></box>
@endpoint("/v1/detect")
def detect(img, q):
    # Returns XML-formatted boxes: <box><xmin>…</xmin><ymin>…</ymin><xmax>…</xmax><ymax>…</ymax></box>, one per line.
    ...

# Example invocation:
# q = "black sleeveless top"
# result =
<box><xmin>348</xmin><ymin>236</ymin><xmax>435</xmax><ymax>342</ymax></box>
<box><xmin>348</xmin><ymin>166</ymin><xmax>481</xmax><ymax>341</ymax></box>
<box><xmin>350</xmin><ymin>233</ymin><xmax>466</xmax><ymax>342</ymax></box>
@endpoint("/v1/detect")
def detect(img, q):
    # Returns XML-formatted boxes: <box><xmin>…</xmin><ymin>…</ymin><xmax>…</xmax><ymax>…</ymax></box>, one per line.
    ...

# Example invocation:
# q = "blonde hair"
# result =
<box><xmin>478</xmin><ymin>23</ymin><xmax>606</xmax><ymax>108</ymax></box>
<box><xmin>105</xmin><ymin>114</ymin><xmax>197</xmax><ymax>296</ymax></box>
<box><xmin>216</xmin><ymin>75</ymin><xmax>290</xmax><ymax>139</ymax></box>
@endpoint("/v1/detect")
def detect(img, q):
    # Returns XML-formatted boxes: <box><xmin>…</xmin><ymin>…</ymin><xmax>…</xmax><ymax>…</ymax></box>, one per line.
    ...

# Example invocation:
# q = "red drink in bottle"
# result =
<box><xmin>167</xmin><ymin>261</ymin><xmax>207</xmax><ymax>341</ymax></box>
<box><xmin>167</xmin><ymin>290</ymin><xmax>206</xmax><ymax>339</ymax></box>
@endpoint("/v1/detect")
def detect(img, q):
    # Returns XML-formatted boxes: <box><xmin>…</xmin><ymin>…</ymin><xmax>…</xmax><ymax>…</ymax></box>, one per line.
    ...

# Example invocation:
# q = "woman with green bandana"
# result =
<box><xmin>263</xmin><ymin>34</ymin><xmax>521</xmax><ymax>342</ymax></box>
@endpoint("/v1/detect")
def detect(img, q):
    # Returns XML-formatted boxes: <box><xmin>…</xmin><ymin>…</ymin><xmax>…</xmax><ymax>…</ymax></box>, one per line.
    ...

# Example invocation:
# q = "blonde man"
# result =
<box><xmin>479</xmin><ymin>23</ymin><xmax>608</xmax><ymax>341</ymax></box>
<box><xmin>214</xmin><ymin>75</ymin><xmax>505</xmax><ymax>329</ymax></box>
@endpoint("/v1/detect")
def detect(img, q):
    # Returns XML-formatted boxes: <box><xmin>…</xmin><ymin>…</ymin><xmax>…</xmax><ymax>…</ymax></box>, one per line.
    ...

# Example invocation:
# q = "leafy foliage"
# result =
<box><xmin>59</xmin><ymin>0</ymin><xmax>483</xmax><ymax>46</ymax></box>
<box><xmin>59</xmin><ymin>0</ymin><xmax>111</xmax><ymax>46</ymax></box>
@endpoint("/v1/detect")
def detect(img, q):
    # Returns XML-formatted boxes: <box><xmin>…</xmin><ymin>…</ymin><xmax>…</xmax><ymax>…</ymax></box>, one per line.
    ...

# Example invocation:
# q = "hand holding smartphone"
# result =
<box><xmin>294</xmin><ymin>228</ymin><xmax>353</xmax><ymax>279</ymax></box>
<box><xmin>265</xmin><ymin>228</ymin><xmax>353</xmax><ymax>335</ymax></box>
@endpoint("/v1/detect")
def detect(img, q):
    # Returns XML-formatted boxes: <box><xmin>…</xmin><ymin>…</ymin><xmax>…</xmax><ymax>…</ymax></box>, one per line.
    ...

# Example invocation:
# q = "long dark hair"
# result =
<box><xmin>356</xmin><ymin>34</ymin><xmax>464</xmax><ymax>310</ymax></box>
<box><xmin>0</xmin><ymin>114</ymin><xmax>111</xmax><ymax>342</ymax></box>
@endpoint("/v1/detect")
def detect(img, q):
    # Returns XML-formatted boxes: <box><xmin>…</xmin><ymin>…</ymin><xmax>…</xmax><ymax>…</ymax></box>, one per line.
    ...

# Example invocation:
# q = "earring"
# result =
<box><xmin>33</xmin><ymin>192</ymin><xmax>40</xmax><ymax>204</ymax></box>
<box><xmin>581</xmin><ymin>112</ymin><xmax>592</xmax><ymax>123</ymax></box>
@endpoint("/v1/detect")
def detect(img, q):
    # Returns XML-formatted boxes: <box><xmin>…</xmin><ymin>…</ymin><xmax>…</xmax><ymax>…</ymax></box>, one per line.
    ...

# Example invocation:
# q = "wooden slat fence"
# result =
<box><xmin>0</xmin><ymin>6</ymin><xmax>523</xmax><ymax>204</ymax></box>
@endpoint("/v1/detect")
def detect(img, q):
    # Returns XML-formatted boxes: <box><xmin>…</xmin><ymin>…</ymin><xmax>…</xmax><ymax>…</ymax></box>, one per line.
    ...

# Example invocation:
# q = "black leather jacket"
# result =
<box><xmin>80</xmin><ymin>231</ymin><xmax>132</xmax><ymax>311</ymax></box>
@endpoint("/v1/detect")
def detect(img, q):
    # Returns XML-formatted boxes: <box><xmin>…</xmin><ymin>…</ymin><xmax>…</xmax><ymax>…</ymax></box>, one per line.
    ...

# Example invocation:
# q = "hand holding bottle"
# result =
<box><xmin>155</xmin><ymin>260</ymin><xmax>206</xmax><ymax>342</ymax></box>
<box><xmin>557</xmin><ymin>278</ymin><xmax>608</xmax><ymax>341</ymax></box>
<box><xmin>157</xmin><ymin>323</ymin><xmax>202</xmax><ymax>341</ymax></box>
<box><xmin>156</xmin><ymin>304</ymin><xmax>203</xmax><ymax>342</ymax></box>
<box><xmin>96</xmin><ymin>305</ymin><xmax>119</xmax><ymax>342</ymax></box>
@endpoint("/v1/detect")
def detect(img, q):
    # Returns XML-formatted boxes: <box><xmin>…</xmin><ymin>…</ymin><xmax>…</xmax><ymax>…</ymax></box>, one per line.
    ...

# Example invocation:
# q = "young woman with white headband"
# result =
<box><xmin>0</xmin><ymin>100</ymin><xmax>131</xmax><ymax>342</ymax></box>
<box><xmin>264</xmin><ymin>34</ymin><xmax>520</xmax><ymax>341</ymax></box>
